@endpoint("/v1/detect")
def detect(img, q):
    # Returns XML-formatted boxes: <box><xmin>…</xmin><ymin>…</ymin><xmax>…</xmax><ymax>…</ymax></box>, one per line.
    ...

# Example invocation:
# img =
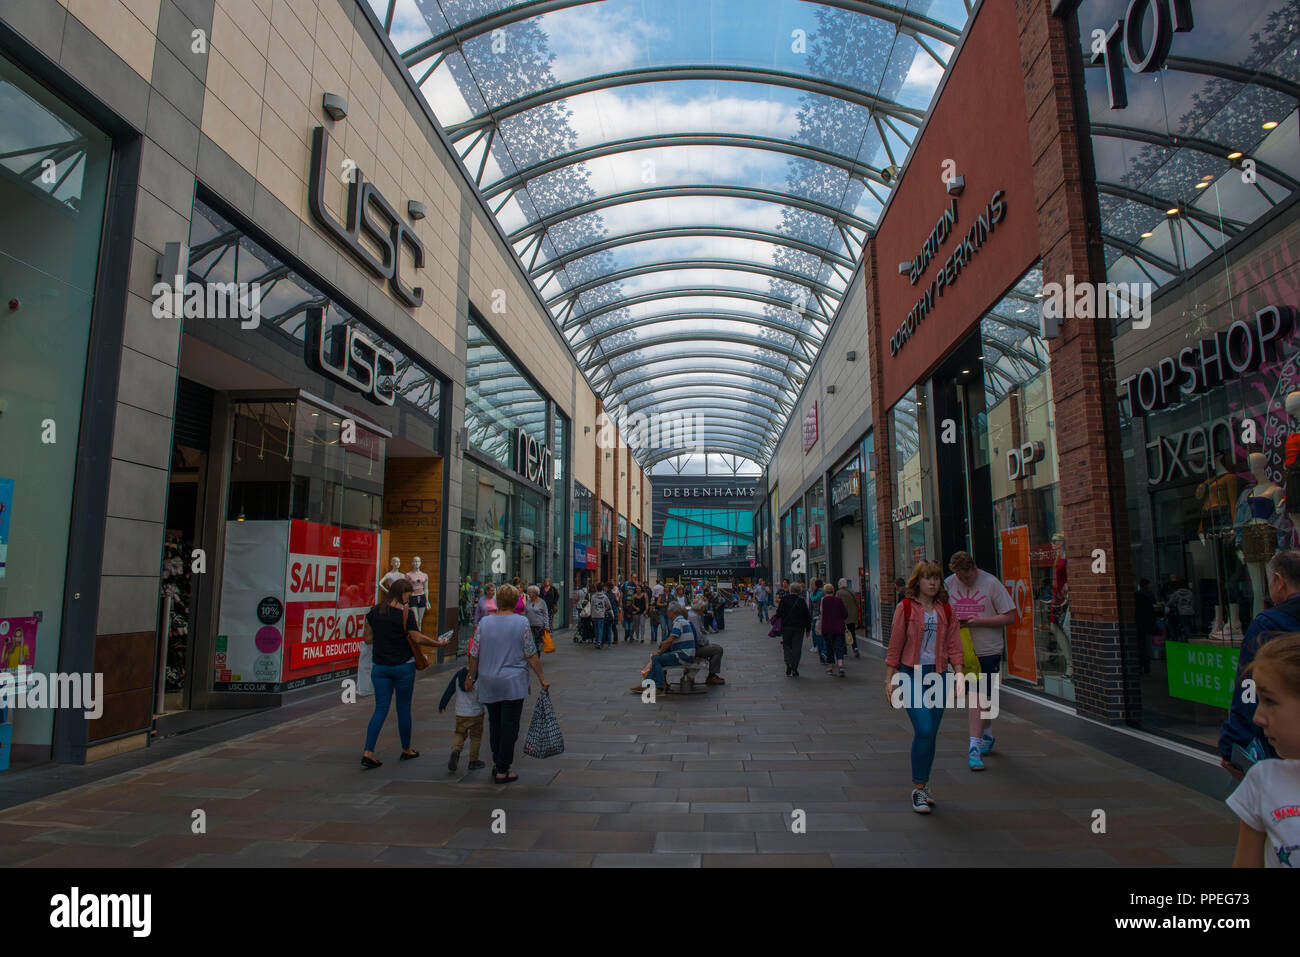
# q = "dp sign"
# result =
<box><xmin>1006</xmin><ymin>441</ymin><xmax>1045</xmax><ymax>481</ymax></box>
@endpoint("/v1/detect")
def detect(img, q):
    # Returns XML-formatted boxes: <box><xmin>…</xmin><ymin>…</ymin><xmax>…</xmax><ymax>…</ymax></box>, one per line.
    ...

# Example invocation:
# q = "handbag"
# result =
<box><xmin>541</xmin><ymin>629</ymin><xmax>555</xmax><ymax>653</ymax></box>
<box><xmin>579</xmin><ymin>600</ymin><xmax>592</xmax><ymax>619</ymax></box>
<box><xmin>768</xmin><ymin>614</ymin><xmax>783</xmax><ymax>638</ymax></box>
<box><xmin>403</xmin><ymin>608</ymin><xmax>432</xmax><ymax>670</ymax></box>
<box><xmin>523</xmin><ymin>688</ymin><xmax>564</xmax><ymax>759</ymax></box>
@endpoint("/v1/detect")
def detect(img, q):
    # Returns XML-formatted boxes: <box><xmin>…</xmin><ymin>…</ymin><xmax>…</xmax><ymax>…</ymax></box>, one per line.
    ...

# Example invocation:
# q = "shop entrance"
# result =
<box><xmin>157</xmin><ymin>378</ymin><xmax>215</xmax><ymax>715</ymax></box>
<box><xmin>931</xmin><ymin>334</ymin><xmax>997</xmax><ymax>570</ymax></box>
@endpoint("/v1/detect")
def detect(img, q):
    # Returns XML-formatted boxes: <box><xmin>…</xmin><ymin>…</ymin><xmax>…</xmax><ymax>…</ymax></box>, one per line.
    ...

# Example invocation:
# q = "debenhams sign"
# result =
<box><xmin>661</xmin><ymin>487</ymin><xmax>757</xmax><ymax>499</ymax></box>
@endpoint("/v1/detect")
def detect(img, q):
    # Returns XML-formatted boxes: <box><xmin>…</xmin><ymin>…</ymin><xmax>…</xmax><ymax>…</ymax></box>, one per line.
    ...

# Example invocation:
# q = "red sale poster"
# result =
<box><xmin>282</xmin><ymin>520</ymin><xmax>379</xmax><ymax>686</ymax></box>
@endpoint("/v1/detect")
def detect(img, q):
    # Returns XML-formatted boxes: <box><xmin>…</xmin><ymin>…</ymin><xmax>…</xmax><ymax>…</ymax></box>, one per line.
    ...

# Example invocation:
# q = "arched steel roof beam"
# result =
<box><xmin>620</xmin><ymin>402</ymin><xmax>784</xmax><ymax>435</ymax></box>
<box><xmin>1090</xmin><ymin>125</ymin><xmax>1300</xmax><ymax>193</ymax></box>
<box><xmin>1096</xmin><ymin>182</ymin><xmax>1248</xmax><ymax>235</ymax></box>
<box><xmin>605</xmin><ymin>363</ymin><xmax>791</xmax><ymax>397</ymax></box>
<box><xmin>533</xmin><ymin>225</ymin><xmax>856</xmax><ymax>279</ymax></box>
<box><xmin>568</xmin><ymin>308</ymin><xmax>827</xmax><ymax>347</ymax></box>
<box><xmin>509</xmin><ymin>184</ymin><xmax>873</xmax><ymax>245</ymax></box>
<box><xmin>591</xmin><ymin>349</ymin><xmax>804</xmax><ymax>390</ymax></box>
<box><xmin>617</xmin><ymin>391</ymin><xmax>788</xmax><ymax>423</ymax></box>
<box><xmin>403</xmin><ymin>0</ymin><xmax>961</xmax><ymax>68</ymax></box>
<box><xmin>446</xmin><ymin>65</ymin><xmax>927</xmax><ymax>140</ymax></box>
<box><xmin>584</xmin><ymin>329</ymin><xmax>810</xmax><ymax>374</ymax></box>
<box><xmin>615</xmin><ymin>384</ymin><xmax>794</xmax><ymax>415</ymax></box>
<box><xmin>563</xmin><ymin>286</ymin><xmax>832</xmax><ymax>331</ymax></box>
<box><xmin>643</xmin><ymin>442</ymin><xmax>772</xmax><ymax>469</ymax></box>
<box><xmin>482</xmin><ymin>131</ymin><xmax>891</xmax><ymax>200</ymax></box>
<box><xmin>546</xmin><ymin>258</ymin><xmax>842</xmax><ymax>307</ymax></box>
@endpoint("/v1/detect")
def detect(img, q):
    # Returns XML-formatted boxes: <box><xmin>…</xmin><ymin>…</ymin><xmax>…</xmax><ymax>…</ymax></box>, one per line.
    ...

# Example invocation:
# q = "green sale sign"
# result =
<box><xmin>1165</xmin><ymin>641</ymin><xmax>1240</xmax><ymax>708</ymax></box>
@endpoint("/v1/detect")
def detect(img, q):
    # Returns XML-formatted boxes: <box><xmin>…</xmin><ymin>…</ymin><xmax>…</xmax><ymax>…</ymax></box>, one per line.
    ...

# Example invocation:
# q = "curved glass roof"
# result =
<box><xmin>1072</xmin><ymin>0</ymin><xmax>1300</xmax><ymax>312</ymax></box>
<box><xmin>369</xmin><ymin>0</ymin><xmax>975</xmax><ymax>463</ymax></box>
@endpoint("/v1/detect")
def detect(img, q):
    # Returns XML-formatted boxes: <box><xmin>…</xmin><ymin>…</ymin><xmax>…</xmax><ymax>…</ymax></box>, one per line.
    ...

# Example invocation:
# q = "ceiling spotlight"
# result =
<box><xmin>1141</xmin><ymin>231</ymin><xmax>1154</xmax><ymax>238</ymax></box>
<box><xmin>960</xmin><ymin>369</ymin><xmax>971</xmax><ymax>375</ymax></box>
<box><xmin>322</xmin><ymin>93</ymin><xmax>348</xmax><ymax>121</ymax></box>
<box><xmin>1200</xmin><ymin>174</ymin><xmax>1214</xmax><ymax>181</ymax></box>
<box><xmin>1195</xmin><ymin>181</ymin><xmax>1210</xmax><ymax>189</ymax></box>
<box><xmin>881</xmin><ymin>164</ymin><xmax>901</xmax><ymax>185</ymax></box>
<box><xmin>1227</xmin><ymin>150</ymin><xmax>1244</xmax><ymax>161</ymax></box>
<box><xmin>1262</xmin><ymin>120</ymin><xmax>1279</xmax><ymax>130</ymax></box>
<box><xmin>1166</xmin><ymin>206</ymin><xmax>1180</xmax><ymax>216</ymax></box>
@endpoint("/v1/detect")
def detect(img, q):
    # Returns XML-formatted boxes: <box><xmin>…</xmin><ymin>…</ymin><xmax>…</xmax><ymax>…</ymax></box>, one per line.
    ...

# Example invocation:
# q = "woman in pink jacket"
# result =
<box><xmin>885</xmin><ymin>560</ymin><xmax>963</xmax><ymax>814</ymax></box>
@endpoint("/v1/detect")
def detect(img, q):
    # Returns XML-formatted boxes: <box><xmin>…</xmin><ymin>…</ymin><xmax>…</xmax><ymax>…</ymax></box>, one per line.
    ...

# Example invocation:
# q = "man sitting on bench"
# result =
<box><xmin>632</xmin><ymin>603</ymin><xmax>696</xmax><ymax>694</ymax></box>
<box><xmin>688</xmin><ymin>599</ymin><xmax>726</xmax><ymax>685</ymax></box>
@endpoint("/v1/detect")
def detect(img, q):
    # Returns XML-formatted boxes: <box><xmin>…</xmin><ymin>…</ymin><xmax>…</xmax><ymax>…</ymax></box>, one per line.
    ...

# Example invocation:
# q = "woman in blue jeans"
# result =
<box><xmin>361</xmin><ymin>579</ymin><xmax>445</xmax><ymax>769</ymax></box>
<box><xmin>884</xmin><ymin>561</ymin><xmax>963</xmax><ymax>813</ymax></box>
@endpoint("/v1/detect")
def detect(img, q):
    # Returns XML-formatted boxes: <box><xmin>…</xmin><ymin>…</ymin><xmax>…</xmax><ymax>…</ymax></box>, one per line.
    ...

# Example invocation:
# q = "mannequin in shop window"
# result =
<box><xmin>407</xmin><ymin>557</ymin><xmax>430</xmax><ymax>631</ymax></box>
<box><xmin>380</xmin><ymin>557</ymin><xmax>406</xmax><ymax>597</ymax></box>
<box><xmin>1285</xmin><ymin>392</ymin><xmax>1300</xmax><ymax>543</ymax></box>
<box><xmin>1235</xmin><ymin>451</ymin><xmax>1284</xmax><ymax>632</ymax></box>
<box><xmin>1048</xmin><ymin>532</ymin><xmax>1072</xmax><ymax>680</ymax></box>
<box><xmin>1197</xmin><ymin>452</ymin><xmax>1242</xmax><ymax>641</ymax></box>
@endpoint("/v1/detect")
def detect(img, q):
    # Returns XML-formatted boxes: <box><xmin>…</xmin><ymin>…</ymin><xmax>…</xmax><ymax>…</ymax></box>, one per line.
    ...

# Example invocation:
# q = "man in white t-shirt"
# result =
<box><xmin>945</xmin><ymin>551</ymin><xmax>1017</xmax><ymax>772</ymax></box>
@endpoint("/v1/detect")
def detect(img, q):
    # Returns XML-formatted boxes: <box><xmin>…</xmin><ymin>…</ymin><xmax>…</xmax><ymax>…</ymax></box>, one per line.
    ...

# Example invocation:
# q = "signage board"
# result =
<box><xmin>802</xmin><ymin>401</ymin><xmax>819</xmax><ymax>453</ymax></box>
<box><xmin>281</xmin><ymin>520</ymin><xmax>378</xmax><ymax>686</ymax></box>
<box><xmin>1165</xmin><ymin>640</ymin><xmax>1239</xmax><ymax>708</ymax></box>
<box><xmin>999</xmin><ymin>525</ymin><xmax>1037</xmax><ymax>683</ymax></box>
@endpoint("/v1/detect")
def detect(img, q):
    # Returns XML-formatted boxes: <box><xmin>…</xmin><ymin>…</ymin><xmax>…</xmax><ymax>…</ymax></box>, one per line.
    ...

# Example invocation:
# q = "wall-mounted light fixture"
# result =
<box><xmin>945</xmin><ymin>174</ymin><xmax>965</xmax><ymax>196</ymax></box>
<box><xmin>584</xmin><ymin>426</ymin><xmax>592</xmax><ymax>434</ymax></box>
<box><xmin>897</xmin><ymin>261</ymin><xmax>912</xmax><ymax>275</ymax></box>
<box><xmin>407</xmin><ymin>200</ymin><xmax>426</xmax><ymax>221</ymax></box>
<box><xmin>826</xmin><ymin>385</ymin><xmax>836</xmax><ymax>395</ymax></box>
<box><xmin>846</xmin><ymin>350</ymin><xmax>857</xmax><ymax>361</ymax></box>
<box><xmin>322</xmin><ymin>93</ymin><xmax>348</xmax><ymax>121</ymax></box>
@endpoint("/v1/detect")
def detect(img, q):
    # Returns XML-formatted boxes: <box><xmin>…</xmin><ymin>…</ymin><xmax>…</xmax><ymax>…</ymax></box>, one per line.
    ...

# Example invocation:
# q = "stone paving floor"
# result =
<box><xmin>0</xmin><ymin>610</ymin><xmax>1238</xmax><ymax>867</ymax></box>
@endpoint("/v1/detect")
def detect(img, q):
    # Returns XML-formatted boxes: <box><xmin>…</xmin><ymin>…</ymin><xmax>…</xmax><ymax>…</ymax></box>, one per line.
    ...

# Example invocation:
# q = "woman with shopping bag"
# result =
<box><xmin>466</xmin><ymin>584</ymin><xmax>550</xmax><ymax>783</ymax></box>
<box><xmin>360</xmin><ymin>579</ymin><xmax>447</xmax><ymax>769</ymax></box>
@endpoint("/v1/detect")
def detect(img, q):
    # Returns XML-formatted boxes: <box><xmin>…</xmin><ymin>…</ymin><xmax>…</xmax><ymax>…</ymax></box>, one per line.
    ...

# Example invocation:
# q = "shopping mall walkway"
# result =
<box><xmin>0</xmin><ymin>610</ymin><xmax>1237</xmax><ymax>867</ymax></box>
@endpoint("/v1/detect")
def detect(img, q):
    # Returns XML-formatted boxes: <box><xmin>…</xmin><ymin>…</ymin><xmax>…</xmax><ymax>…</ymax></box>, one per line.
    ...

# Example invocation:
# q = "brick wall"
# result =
<box><xmin>1016</xmin><ymin>0</ymin><xmax>1139</xmax><ymax>723</ymax></box>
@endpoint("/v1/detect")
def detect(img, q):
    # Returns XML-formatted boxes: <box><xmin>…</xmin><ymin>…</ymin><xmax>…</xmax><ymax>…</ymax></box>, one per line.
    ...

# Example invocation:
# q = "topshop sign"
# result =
<box><xmin>1119</xmin><ymin>305</ymin><xmax>1296</xmax><ymax>418</ymax></box>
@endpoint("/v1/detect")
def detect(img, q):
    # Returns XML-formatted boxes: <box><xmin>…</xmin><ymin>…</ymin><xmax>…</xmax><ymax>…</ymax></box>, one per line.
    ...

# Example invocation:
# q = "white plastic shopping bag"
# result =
<box><xmin>357</xmin><ymin>641</ymin><xmax>374</xmax><ymax>697</ymax></box>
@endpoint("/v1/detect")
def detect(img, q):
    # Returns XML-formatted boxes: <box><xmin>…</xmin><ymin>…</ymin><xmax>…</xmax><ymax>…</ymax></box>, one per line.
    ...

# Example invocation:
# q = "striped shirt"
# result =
<box><xmin>667</xmin><ymin>615</ymin><xmax>697</xmax><ymax>663</ymax></box>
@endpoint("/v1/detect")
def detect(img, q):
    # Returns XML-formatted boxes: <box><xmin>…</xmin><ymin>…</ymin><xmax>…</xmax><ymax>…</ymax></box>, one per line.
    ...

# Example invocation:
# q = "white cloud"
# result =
<box><xmin>538</xmin><ymin>5</ymin><xmax>669</xmax><ymax>79</ymax></box>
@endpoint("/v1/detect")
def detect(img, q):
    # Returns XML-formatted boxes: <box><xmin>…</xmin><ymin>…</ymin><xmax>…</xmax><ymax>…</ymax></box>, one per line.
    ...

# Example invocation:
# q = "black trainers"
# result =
<box><xmin>467</xmin><ymin>760</ymin><xmax>486</xmax><ymax>770</ymax></box>
<box><xmin>448</xmin><ymin>748</ymin><xmax>461</xmax><ymax>772</ymax></box>
<box><xmin>911</xmin><ymin>788</ymin><xmax>931</xmax><ymax>814</ymax></box>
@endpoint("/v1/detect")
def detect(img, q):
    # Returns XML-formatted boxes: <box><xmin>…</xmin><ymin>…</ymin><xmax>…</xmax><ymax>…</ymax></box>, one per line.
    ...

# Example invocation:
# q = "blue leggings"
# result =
<box><xmin>901</xmin><ymin>664</ymin><xmax>946</xmax><ymax>785</ymax></box>
<box><xmin>365</xmin><ymin>661</ymin><xmax>416</xmax><ymax>752</ymax></box>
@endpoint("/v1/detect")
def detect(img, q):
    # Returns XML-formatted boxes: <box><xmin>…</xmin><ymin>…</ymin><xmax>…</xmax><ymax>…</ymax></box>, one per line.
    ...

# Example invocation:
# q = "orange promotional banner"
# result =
<box><xmin>999</xmin><ymin>525</ymin><xmax>1037</xmax><ymax>683</ymax></box>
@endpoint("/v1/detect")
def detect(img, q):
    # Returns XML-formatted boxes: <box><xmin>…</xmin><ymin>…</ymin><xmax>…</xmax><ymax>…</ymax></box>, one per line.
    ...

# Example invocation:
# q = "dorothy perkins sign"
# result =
<box><xmin>890</xmin><ymin>189</ymin><xmax>1008</xmax><ymax>357</ymax></box>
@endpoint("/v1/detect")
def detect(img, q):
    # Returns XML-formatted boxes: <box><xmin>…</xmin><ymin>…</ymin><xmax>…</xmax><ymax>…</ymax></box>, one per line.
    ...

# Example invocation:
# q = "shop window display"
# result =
<box><xmin>977</xmin><ymin>266</ymin><xmax>1070</xmax><ymax>699</ymax></box>
<box><xmin>891</xmin><ymin>386</ymin><xmax>933</xmax><ymax>576</ymax></box>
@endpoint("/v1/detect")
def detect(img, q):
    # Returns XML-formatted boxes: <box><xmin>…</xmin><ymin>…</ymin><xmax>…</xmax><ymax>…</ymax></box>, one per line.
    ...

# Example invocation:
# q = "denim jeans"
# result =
<box><xmin>647</xmin><ymin>651</ymin><xmax>682</xmax><ymax>688</ymax></box>
<box><xmin>649</xmin><ymin>616</ymin><xmax>660</xmax><ymax>644</ymax></box>
<box><xmin>899</xmin><ymin>664</ymin><xmax>946</xmax><ymax>785</ymax></box>
<box><xmin>757</xmin><ymin>601</ymin><xmax>768</xmax><ymax>622</ymax></box>
<box><xmin>715</xmin><ymin>606</ymin><xmax>725</xmax><ymax>630</ymax></box>
<box><xmin>593</xmin><ymin>617</ymin><xmax>607</xmax><ymax>645</ymax></box>
<box><xmin>365</xmin><ymin>661</ymin><xmax>416</xmax><ymax>752</ymax></box>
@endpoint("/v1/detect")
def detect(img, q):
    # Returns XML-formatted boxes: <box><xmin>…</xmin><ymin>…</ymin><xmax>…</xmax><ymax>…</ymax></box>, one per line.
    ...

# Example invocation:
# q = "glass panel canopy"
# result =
<box><xmin>369</xmin><ymin>0</ymin><xmax>974</xmax><ymax>463</ymax></box>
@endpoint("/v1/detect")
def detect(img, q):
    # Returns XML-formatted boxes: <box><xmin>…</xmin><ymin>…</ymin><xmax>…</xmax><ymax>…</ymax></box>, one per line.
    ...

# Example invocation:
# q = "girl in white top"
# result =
<box><xmin>1228</xmin><ymin>633</ymin><xmax>1300</xmax><ymax>867</ymax></box>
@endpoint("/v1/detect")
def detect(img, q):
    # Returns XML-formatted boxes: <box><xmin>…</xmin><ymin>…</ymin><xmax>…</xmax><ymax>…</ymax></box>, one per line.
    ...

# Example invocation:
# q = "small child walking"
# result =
<box><xmin>439</xmin><ymin>665</ymin><xmax>486</xmax><ymax>772</ymax></box>
<box><xmin>1228</xmin><ymin>633</ymin><xmax>1300</xmax><ymax>867</ymax></box>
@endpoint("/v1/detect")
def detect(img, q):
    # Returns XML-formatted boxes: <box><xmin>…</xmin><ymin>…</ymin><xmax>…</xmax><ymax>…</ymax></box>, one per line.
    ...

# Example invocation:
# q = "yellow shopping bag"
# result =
<box><xmin>959</xmin><ymin>626</ymin><xmax>981</xmax><ymax>677</ymax></box>
<box><xmin>541</xmin><ymin>629</ymin><xmax>555</xmax><ymax>653</ymax></box>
